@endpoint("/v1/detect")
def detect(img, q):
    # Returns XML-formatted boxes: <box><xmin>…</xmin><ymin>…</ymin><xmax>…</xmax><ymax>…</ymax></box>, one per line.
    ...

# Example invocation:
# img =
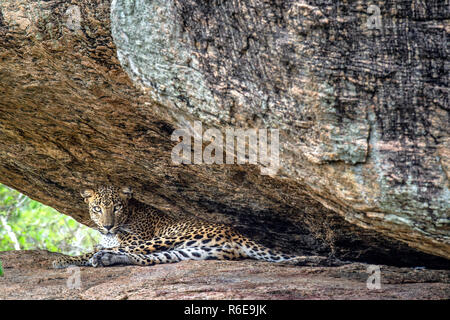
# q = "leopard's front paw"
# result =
<box><xmin>90</xmin><ymin>251</ymin><xmax>114</xmax><ymax>267</ymax></box>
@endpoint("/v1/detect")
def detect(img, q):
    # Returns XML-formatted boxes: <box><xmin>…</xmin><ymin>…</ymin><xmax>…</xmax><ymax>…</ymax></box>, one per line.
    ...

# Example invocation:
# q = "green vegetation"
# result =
<box><xmin>0</xmin><ymin>184</ymin><xmax>99</xmax><ymax>255</ymax></box>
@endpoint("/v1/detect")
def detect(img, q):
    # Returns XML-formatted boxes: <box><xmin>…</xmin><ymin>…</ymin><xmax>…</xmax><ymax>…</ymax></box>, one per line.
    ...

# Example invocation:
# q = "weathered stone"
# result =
<box><xmin>110</xmin><ymin>0</ymin><xmax>450</xmax><ymax>258</ymax></box>
<box><xmin>0</xmin><ymin>0</ymin><xmax>448</xmax><ymax>266</ymax></box>
<box><xmin>0</xmin><ymin>250</ymin><xmax>449</xmax><ymax>300</ymax></box>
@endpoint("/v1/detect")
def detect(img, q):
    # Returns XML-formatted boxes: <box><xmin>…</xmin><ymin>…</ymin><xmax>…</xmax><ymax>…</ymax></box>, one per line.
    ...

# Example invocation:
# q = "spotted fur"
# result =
<box><xmin>52</xmin><ymin>186</ymin><xmax>339</xmax><ymax>268</ymax></box>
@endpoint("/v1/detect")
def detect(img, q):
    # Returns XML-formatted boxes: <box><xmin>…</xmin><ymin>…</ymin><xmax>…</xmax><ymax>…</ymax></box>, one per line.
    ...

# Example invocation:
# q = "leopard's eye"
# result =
<box><xmin>92</xmin><ymin>206</ymin><xmax>101</xmax><ymax>213</ymax></box>
<box><xmin>114</xmin><ymin>205</ymin><xmax>122</xmax><ymax>212</ymax></box>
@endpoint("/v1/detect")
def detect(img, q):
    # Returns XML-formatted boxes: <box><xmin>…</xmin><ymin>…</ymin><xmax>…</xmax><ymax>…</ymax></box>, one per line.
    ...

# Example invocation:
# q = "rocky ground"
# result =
<box><xmin>0</xmin><ymin>250</ymin><xmax>448</xmax><ymax>300</ymax></box>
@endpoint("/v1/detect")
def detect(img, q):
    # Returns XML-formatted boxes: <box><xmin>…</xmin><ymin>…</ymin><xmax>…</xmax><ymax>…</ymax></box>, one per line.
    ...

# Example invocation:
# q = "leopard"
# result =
<box><xmin>52</xmin><ymin>185</ymin><xmax>341</xmax><ymax>268</ymax></box>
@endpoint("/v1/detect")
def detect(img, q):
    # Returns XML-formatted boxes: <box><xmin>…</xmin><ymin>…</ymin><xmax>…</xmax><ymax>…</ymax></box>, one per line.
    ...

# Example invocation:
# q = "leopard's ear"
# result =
<box><xmin>80</xmin><ymin>189</ymin><xmax>94</xmax><ymax>203</ymax></box>
<box><xmin>120</xmin><ymin>186</ymin><xmax>133</xmax><ymax>199</ymax></box>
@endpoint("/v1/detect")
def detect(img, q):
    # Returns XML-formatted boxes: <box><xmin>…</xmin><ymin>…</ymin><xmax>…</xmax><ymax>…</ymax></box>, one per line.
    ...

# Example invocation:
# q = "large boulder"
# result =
<box><xmin>0</xmin><ymin>0</ymin><xmax>448</xmax><ymax>265</ymax></box>
<box><xmin>110</xmin><ymin>0</ymin><xmax>450</xmax><ymax>259</ymax></box>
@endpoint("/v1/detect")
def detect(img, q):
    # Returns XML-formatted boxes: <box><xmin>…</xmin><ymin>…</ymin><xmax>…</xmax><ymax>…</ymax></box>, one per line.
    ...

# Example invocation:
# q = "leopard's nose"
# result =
<box><xmin>104</xmin><ymin>225</ymin><xmax>114</xmax><ymax>231</ymax></box>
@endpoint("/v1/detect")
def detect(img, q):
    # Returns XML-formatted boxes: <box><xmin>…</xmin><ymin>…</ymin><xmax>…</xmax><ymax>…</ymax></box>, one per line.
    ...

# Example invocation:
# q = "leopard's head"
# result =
<box><xmin>81</xmin><ymin>186</ymin><xmax>132</xmax><ymax>235</ymax></box>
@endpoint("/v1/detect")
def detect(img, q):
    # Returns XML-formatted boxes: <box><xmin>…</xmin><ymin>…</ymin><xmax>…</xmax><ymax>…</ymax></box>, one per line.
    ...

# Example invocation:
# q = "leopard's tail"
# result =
<box><xmin>238</xmin><ymin>240</ymin><xmax>344</xmax><ymax>266</ymax></box>
<box><xmin>238</xmin><ymin>240</ymin><xmax>294</xmax><ymax>262</ymax></box>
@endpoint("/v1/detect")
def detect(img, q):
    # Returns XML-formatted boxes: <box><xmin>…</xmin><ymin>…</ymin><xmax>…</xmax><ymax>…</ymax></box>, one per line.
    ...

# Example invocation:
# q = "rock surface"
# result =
<box><xmin>0</xmin><ymin>0</ymin><xmax>448</xmax><ymax>264</ymax></box>
<box><xmin>0</xmin><ymin>250</ymin><xmax>449</xmax><ymax>300</ymax></box>
<box><xmin>111</xmin><ymin>0</ymin><xmax>450</xmax><ymax>258</ymax></box>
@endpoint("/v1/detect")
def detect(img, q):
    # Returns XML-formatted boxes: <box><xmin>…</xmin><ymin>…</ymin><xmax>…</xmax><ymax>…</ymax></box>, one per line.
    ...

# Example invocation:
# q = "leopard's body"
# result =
<box><xmin>52</xmin><ymin>186</ymin><xmax>337</xmax><ymax>268</ymax></box>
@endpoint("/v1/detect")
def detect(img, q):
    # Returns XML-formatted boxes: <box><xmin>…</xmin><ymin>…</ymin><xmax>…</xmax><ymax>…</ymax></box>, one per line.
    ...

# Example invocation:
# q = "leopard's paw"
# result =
<box><xmin>90</xmin><ymin>251</ymin><xmax>114</xmax><ymax>267</ymax></box>
<box><xmin>90</xmin><ymin>251</ymin><xmax>131</xmax><ymax>267</ymax></box>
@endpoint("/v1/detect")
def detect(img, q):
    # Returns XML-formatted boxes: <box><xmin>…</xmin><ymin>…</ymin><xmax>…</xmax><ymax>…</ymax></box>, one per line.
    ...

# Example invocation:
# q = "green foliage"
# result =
<box><xmin>0</xmin><ymin>184</ymin><xmax>99</xmax><ymax>255</ymax></box>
